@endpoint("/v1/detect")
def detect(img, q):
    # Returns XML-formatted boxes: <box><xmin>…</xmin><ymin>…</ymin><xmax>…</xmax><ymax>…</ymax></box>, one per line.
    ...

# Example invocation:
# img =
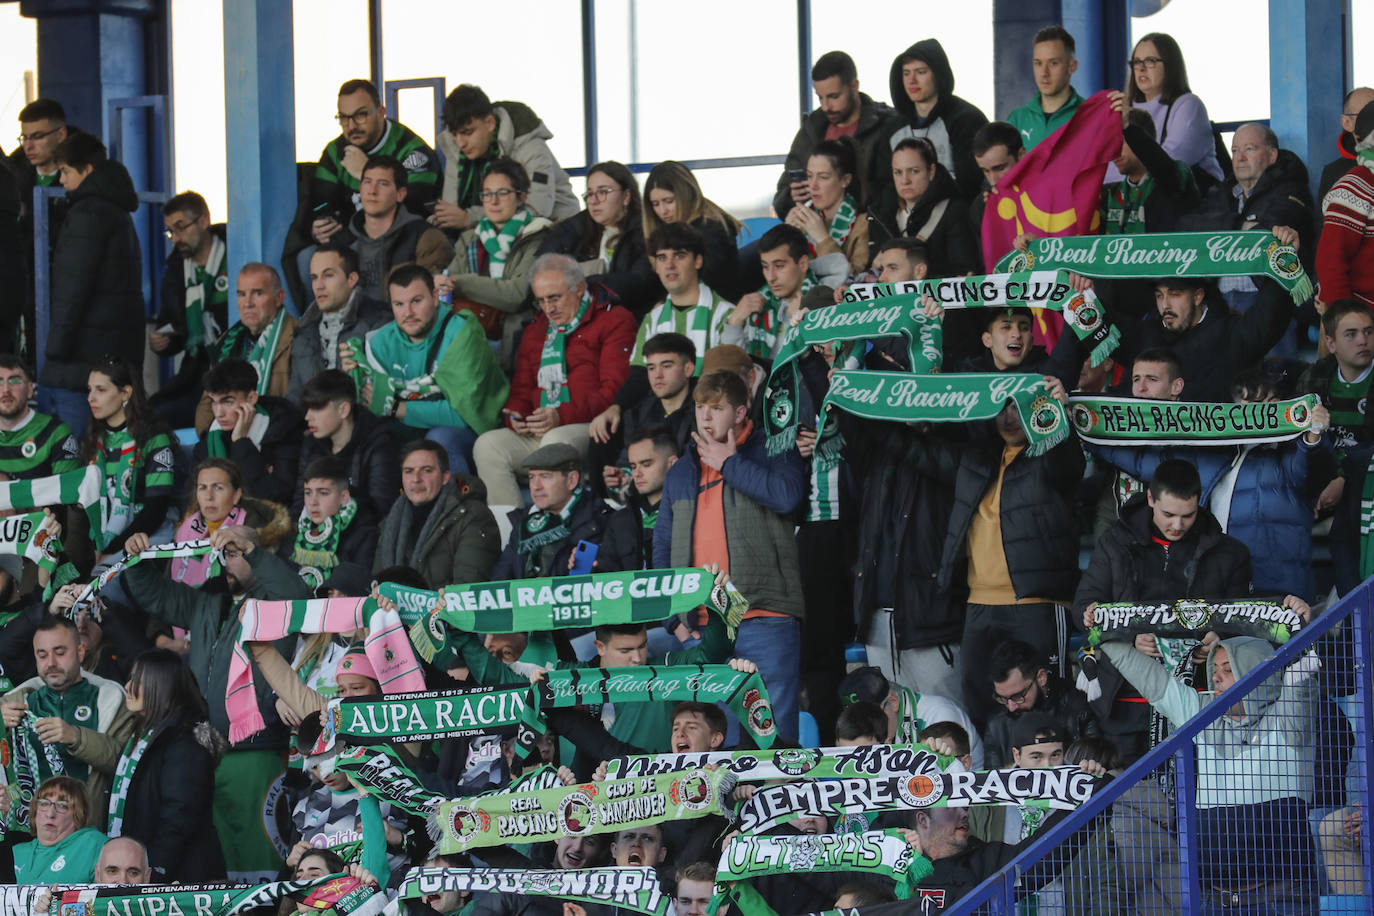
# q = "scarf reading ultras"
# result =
<box><xmin>291</xmin><ymin>498</ymin><xmax>360</xmax><ymax>589</ymax></box>
<box><xmin>433</xmin><ymin>767</ymin><xmax>736</xmax><ymax>852</ymax></box>
<box><xmin>717</xmin><ymin>829</ymin><xmax>932</xmax><ymax>895</ymax></box>
<box><xmin>537</xmin><ymin>291</ymin><xmax>592</xmax><ymax>406</ymax></box>
<box><xmin>400</xmin><ymin>866</ymin><xmax>671</xmax><ymax>916</ymax></box>
<box><xmin>996</xmin><ymin>230</ymin><xmax>1313</xmax><ymax>305</ymax></box>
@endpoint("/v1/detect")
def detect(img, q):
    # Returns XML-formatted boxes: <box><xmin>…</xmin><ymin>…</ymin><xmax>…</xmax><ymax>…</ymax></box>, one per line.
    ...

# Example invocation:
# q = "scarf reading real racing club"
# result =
<box><xmin>1068</xmin><ymin>394</ymin><xmax>1318</xmax><ymax>446</ymax></box>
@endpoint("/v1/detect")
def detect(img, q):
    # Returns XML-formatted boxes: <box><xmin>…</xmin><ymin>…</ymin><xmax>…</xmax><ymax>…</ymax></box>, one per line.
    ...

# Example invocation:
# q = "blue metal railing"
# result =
<box><xmin>951</xmin><ymin>584</ymin><xmax>1373</xmax><ymax>913</ymax></box>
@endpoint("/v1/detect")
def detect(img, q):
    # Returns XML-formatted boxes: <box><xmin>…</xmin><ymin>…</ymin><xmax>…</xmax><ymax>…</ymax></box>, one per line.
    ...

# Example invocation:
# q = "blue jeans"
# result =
<box><xmin>732</xmin><ymin>615</ymin><xmax>802</xmax><ymax>745</ymax></box>
<box><xmin>38</xmin><ymin>387</ymin><xmax>91</xmax><ymax>439</ymax></box>
<box><xmin>423</xmin><ymin>425</ymin><xmax>478</xmax><ymax>476</ymax></box>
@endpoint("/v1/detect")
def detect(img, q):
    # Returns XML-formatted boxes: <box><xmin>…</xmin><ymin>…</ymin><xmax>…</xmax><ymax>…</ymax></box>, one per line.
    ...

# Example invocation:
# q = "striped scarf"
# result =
<box><xmin>745</xmin><ymin>275</ymin><xmax>815</xmax><ymax>360</ymax></box>
<box><xmin>106</xmin><ymin>729</ymin><xmax>153</xmax><ymax>836</ymax></box>
<box><xmin>475</xmin><ymin>207</ymin><xmax>532</xmax><ymax>279</ymax></box>
<box><xmin>824</xmin><ymin>193</ymin><xmax>858</xmax><ymax>247</ymax></box>
<box><xmin>291</xmin><ymin>499</ymin><xmax>359</xmax><ymax>589</ymax></box>
<box><xmin>537</xmin><ymin>292</ymin><xmax>591</xmax><ymax>407</ymax></box>
<box><xmin>219</xmin><ymin>307</ymin><xmax>287</xmax><ymax>396</ymax></box>
<box><xmin>0</xmin><ymin>466</ymin><xmax>103</xmax><ymax>550</ymax></box>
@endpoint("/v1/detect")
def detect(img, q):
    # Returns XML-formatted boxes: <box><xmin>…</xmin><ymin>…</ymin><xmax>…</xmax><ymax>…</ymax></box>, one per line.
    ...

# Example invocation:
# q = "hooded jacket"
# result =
<box><xmin>438</xmin><ymin>102</ymin><xmax>580</xmax><ymax>225</ymax></box>
<box><xmin>292</xmin><ymin>406</ymin><xmax>400</xmax><ymax>521</ymax></box>
<box><xmin>1183</xmin><ymin>149</ymin><xmax>1315</xmax><ymax>261</ymax></box>
<box><xmin>373</xmin><ymin>474</ymin><xmax>501</xmax><ymax>588</ymax></box>
<box><xmin>287</xmin><ymin>289</ymin><xmax>392</xmax><ymax>403</ymax></box>
<box><xmin>771</xmin><ymin>92</ymin><xmax>898</xmax><ymax>221</ymax></box>
<box><xmin>867</xmin><ymin>162</ymin><xmax>979</xmax><ymax>277</ymax></box>
<box><xmin>490</xmin><ymin>488</ymin><xmax>613</xmax><ymax>581</ymax></box>
<box><xmin>346</xmin><ymin>207</ymin><xmax>452</xmax><ymax>303</ymax></box>
<box><xmin>887</xmin><ymin>40</ymin><xmax>990</xmax><ymax>201</ymax></box>
<box><xmin>42</xmin><ymin>158</ymin><xmax>145</xmax><ymax>391</ymax></box>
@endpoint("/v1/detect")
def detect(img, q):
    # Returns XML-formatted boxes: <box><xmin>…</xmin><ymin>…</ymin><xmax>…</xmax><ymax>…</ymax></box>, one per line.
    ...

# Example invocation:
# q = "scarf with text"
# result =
<box><xmin>71</xmin><ymin>539</ymin><xmax>220</xmax><ymax>619</ymax></box>
<box><xmin>893</xmin><ymin>684</ymin><xmax>925</xmax><ymax>744</ymax></box>
<box><xmin>401</xmin><ymin>866</ymin><xmax>671</xmax><ymax>916</ymax></box>
<box><xmin>844</xmin><ymin>269</ymin><xmax>1120</xmax><ymax>365</ymax></box>
<box><xmin>997</xmin><ymin>230</ymin><xmax>1313</xmax><ymax>305</ymax></box>
<box><xmin>1085</xmin><ymin>599</ymin><xmax>1303</xmax><ymax>648</ymax></box>
<box><xmin>106</xmin><ymin>729</ymin><xmax>153</xmax><ymax>837</ymax></box>
<box><xmin>330</xmin><ymin>744</ymin><xmax>448</xmax><ymax>818</ymax></box>
<box><xmin>291</xmin><ymin>498</ymin><xmax>360</xmax><ymax>589</ymax></box>
<box><xmin>745</xmin><ymin>275</ymin><xmax>816</xmax><ymax>360</ymax></box>
<box><xmin>219</xmin><ymin>307</ymin><xmax>288</xmax><ymax>395</ymax></box>
<box><xmin>434</xmin><ymin>767</ymin><xmax>736</xmax><ymax>852</ymax></box>
<box><xmin>2</xmin><ymin>712</ymin><xmax>64</xmax><ymax>835</ymax></box>
<box><xmin>734</xmin><ymin>766</ymin><xmax>1099</xmax><ymax>834</ymax></box>
<box><xmin>717</xmin><ymin>830</ymin><xmax>930</xmax><ymax>894</ymax></box>
<box><xmin>0</xmin><ymin>511</ymin><xmax>73</xmax><ymax>597</ymax></box>
<box><xmin>345</xmin><ymin>336</ymin><xmax>445</xmax><ymax>417</ymax></box>
<box><xmin>228</xmin><ymin>597</ymin><xmax>425</xmax><ymax>743</ymax></box>
<box><xmin>538</xmin><ymin>292</ymin><xmax>592</xmax><ymax>406</ymax></box>
<box><xmin>182</xmin><ymin>233</ymin><xmax>228</xmax><ymax>355</ymax></box>
<box><xmin>51</xmin><ymin>874</ymin><xmax>388</xmax><ymax>916</ymax></box>
<box><xmin>605</xmin><ymin>743</ymin><xmax>948</xmax><ymax>781</ymax></box>
<box><xmin>818</xmin><ymin>370</ymin><xmax>1069</xmax><ymax>466</ymax></box>
<box><xmin>1069</xmin><ymin>395</ymin><xmax>1318</xmax><ymax>446</ymax></box>
<box><xmin>0</xmin><ymin>466</ymin><xmax>103</xmax><ymax>553</ymax></box>
<box><xmin>1362</xmin><ymin>451</ymin><xmax>1374</xmax><ymax>582</ymax></box>
<box><xmin>517</xmin><ymin>487</ymin><xmax>585</xmax><ymax>558</ymax></box>
<box><xmin>477</xmin><ymin>207</ymin><xmax>533</xmax><ymax>280</ymax></box>
<box><xmin>763</xmin><ymin>298</ymin><xmax>943</xmax><ymax>456</ymax></box>
<box><xmin>321</xmin><ymin>684</ymin><xmax>539</xmax><ymax>755</ymax></box>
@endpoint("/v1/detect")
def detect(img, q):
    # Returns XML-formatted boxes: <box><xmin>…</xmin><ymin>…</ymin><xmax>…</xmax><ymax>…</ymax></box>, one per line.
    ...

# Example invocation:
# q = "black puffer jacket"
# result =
<box><xmin>192</xmin><ymin>395</ymin><xmax>305</xmax><ymax>506</ymax></box>
<box><xmin>771</xmin><ymin>92</ymin><xmax>898</xmax><ymax>222</ymax></box>
<box><xmin>887</xmin><ymin>39</ymin><xmax>990</xmax><ymax>201</ymax></box>
<box><xmin>1182</xmin><ymin>149</ymin><xmax>1315</xmax><ymax>261</ymax></box>
<box><xmin>537</xmin><ymin>210</ymin><xmax>661</xmax><ymax>317</ymax></box>
<box><xmin>42</xmin><ymin>159</ymin><xmax>144</xmax><ymax>390</ymax></box>
<box><xmin>935</xmin><ymin>435</ymin><xmax>1085</xmax><ymax>604</ymax></box>
<box><xmin>491</xmin><ymin>489</ymin><xmax>613</xmax><ymax>580</ymax></box>
<box><xmin>982</xmin><ymin>672</ymin><xmax>1102</xmax><ymax>769</ymax></box>
<box><xmin>292</xmin><ymin>407</ymin><xmax>400</xmax><ymax>520</ymax></box>
<box><xmin>115</xmin><ymin>717</ymin><xmax>228</xmax><ymax>882</ymax></box>
<box><xmin>868</xmin><ymin>162</ymin><xmax>979</xmax><ymax>277</ymax></box>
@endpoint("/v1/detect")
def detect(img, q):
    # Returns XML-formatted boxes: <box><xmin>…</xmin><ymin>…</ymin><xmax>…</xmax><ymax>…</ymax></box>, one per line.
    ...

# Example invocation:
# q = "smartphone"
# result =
<box><xmin>570</xmin><ymin>540</ymin><xmax>599</xmax><ymax>575</ymax></box>
<box><xmin>506</xmin><ymin>412</ymin><xmax>524</xmax><ymax>422</ymax></box>
<box><xmin>787</xmin><ymin>168</ymin><xmax>806</xmax><ymax>184</ymax></box>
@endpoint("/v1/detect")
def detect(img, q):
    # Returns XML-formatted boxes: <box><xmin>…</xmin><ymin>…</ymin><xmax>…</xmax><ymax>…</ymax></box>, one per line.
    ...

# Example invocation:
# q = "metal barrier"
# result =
<box><xmin>949</xmin><ymin>584</ymin><xmax>1373</xmax><ymax>914</ymax></box>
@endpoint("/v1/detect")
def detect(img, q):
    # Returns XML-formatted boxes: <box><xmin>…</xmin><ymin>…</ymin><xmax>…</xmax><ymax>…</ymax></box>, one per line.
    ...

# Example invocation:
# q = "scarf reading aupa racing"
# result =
<box><xmin>734</xmin><ymin>766</ymin><xmax>1098</xmax><ymax>834</ymax></box>
<box><xmin>1068</xmin><ymin>395</ymin><xmax>1319</xmax><ymax>446</ymax></box>
<box><xmin>604</xmin><ymin>743</ymin><xmax>950</xmax><ymax>781</ymax></box>
<box><xmin>401</xmin><ymin>866</ymin><xmax>671</xmax><ymax>916</ymax></box>
<box><xmin>1086</xmin><ymin>599</ymin><xmax>1304</xmax><ymax>648</ymax></box>
<box><xmin>51</xmin><ymin>873</ymin><xmax>388</xmax><ymax>916</ymax></box>
<box><xmin>996</xmin><ymin>230</ymin><xmax>1313</xmax><ymax>305</ymax></box>
<box><xmin>434</xmin><ymin>767</ymin><xmax>736</xmax><ymax>852</ymax></box>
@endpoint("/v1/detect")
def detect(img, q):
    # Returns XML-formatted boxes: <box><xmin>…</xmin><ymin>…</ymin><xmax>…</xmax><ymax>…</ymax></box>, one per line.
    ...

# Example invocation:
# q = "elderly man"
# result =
<box><xmin>490</xmin><ymin>442</ymin><xmax>611</xmax><ymax>580</ymax></box>
<box><xmin>96</xmin><ymin>837</ymin><xmax>150</xmax><ymax>884</ymax></box>
<box><xmin>473</xmin><ymin>253</ymin><xmax>636</xmax><ymax>506</ymax></box>
<box><xmin>195</xmin><ymin>263</ymin><xmax>297</xmax><ymax>433</ymax></box>
<box><xmin>1319</xmin><ymin>87</ymin><xmax>1374</xmax><ymax>206</ymax></box>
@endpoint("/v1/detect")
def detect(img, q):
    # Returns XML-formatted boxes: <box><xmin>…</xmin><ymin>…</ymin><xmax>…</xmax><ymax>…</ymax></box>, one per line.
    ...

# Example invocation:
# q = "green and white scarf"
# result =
<box><xmin>345</xmin><ymin>335</ymin><xmax>446</xmax><ymax>417</ymax></box>
<box><xmin>717</xmin><ymin>830</ymin><xmax>930</xmax><ymax>893</ymax></box>
<box><xmin>605</xmin><ymin>743</ymin><xmax>948</xmax><ymax>781</ymax></box>
<box><xmin>434</xmin><ymin>767</ymin><xmax>735</xmax><ymax>852</ymax></box>
<box><xmin>1085</xmin><ymin>599</ymin><xmax>1303</xmax><ymax>648</ymax></box>
<box><xmin>0</xmin><ymin>466</ymin><xmax>102</xmax><ymax>542</ymax></box>
<box><xmin>823</xmin><ymin>194</ymin><xmax>858</xmax><ymax>247</ymax></box>
<box><xmin>538</xmin><ymin>292</ymin><xmax>592</xmax><ymax>406</ymax></box>
<box><xmin>2</xmin><ymin>711</ymin><xmax>64</xmax><ymax>835</ymax></box>
<box><xmin>477</xmin><ymin>207</ymin><xmax>532</xmax><ymax>280</ymax></box>
<box><xmin>517</xmin><ymin>487</ymin><xmax>585</xmax><ymax>557</ymax></box>
<box><xmin>51</xmin><ymin>873</ymin><xmax>388</xmax><ymax>916</ymax></box>
<box><xmin>401</xmin><ymin>866</ymin><xmax>671</xmax><ymax>916</ymax></box>
<box><xmin>0</xmin><ymin>511</ymin><xmax>73</xmax><ymax>595</ymax></box>
<box><xmin>844</xmin><ymin>269</ymin><xmax>1120</xmax><ymax>366</ymax></box>
<box><xmin>220</xmin><ymin>307</ymin><xmax>288</xmax><ymax>396</ymax></box>
<box><xmin>71</xmin><ymin>539</ymin><xmax>219</xmax><ymax>619</ymax></box>
<box><xmin>107</xmin><ymin>730</ymin><xmax>153</xmax><ymax>836</ymax></box>
<box><xmin>1069</xmin><ymin>395</ymin><xmax>1318</xmax><ymax>446</ymax></box>
<box><xmin>745</xmin><ymin>275</ymin><xmax>815</xmax><ymax>360</ymax></box>
<box><xmin>330</xmin><ymin>744</ymin><xmax>448</xmax><ymax>819</ymax></box>
<box><xmin>1361</xmin><ymin>452</ymin><xmax>1374</xmax><ymax>582</ymax></box>
<box><xmin>893</xmin><ymin>684</ymin><xmax>925</xmax><ymax>745</ymax></box>
<box><xmin>996</xmin><ymin>230</ymin><xmax>1313</xmax><ymax>305</ymax></box>
<box><xmin>323</xmin><ymin>684</ymin><xmax>538</xmax><ymax>751</ymax></box>
<box><xmin>818</xmin><ymin>370</ymin><xmax>1069</xmax><ymax>466</ymax></box>
<box><xmin>183</xmin><ymin>234</ymin><xmax>228</xmax><ymax>355</ymax></box>
<box><xmin>734</xmin><ymin>766</ymin><xmax>1100</xmax><ymax>834</ymax></box>
<box><xmin>205</xmin><ymin>406</ymin><xmax>270</xmax><ymax>458</ymax></box>
<box><xmin>291</xmin><ymin>498</ymin><xmax>359</xmax><ymax>589</ymax></box>
<box><xmin>630</xmin><ymin>284</ymin><xmax>733</xmax><ymax>369</ymax></box>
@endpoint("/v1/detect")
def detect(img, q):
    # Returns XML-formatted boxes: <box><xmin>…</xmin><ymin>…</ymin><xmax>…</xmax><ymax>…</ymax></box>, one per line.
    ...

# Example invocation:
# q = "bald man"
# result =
<box><xmin>96</xmin><ymin>837</ymin><xmax>150</xmax><ymax>884</ymax></box>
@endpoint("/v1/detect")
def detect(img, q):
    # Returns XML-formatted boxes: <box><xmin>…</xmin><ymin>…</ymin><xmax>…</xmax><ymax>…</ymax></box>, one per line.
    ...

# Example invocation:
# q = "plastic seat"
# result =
<box><xmin>797</xmin><ymin>710</ymin><xmax>820</xmax><ymax>748</ymax></box>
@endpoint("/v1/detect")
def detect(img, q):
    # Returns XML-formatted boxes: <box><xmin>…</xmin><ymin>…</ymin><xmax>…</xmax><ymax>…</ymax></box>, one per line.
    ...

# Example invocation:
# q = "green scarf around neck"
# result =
<box><xmin>824</xmin><ymin>194</ymin><xmax>858</xmax><ymax>246</ymax></box>
<box><xmin>292</xmin><ymin>498</ymin><xmax>360</xmax><ymax>588</ymax></box>
<box><xmin>477</xmin><ymin>207</ymin><xmax>532</xmax><ymax>279</ymax></box>
<box><xmin>538</xmin><ymin>292</ymin><xmax>592</xmax><ymax>406</ymax></box>
<box><xmin>220</xmin><ymin>307</ymin><xmax>288</xmax><ymax>395</ymax></box>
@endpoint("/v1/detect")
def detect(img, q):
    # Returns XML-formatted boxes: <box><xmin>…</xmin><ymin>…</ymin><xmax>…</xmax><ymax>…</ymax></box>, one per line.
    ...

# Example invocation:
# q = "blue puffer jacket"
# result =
<box><xmin>1088</xmin><ymin>439</ymin><xmax>1316</xmax><ymax>599</ymax></box>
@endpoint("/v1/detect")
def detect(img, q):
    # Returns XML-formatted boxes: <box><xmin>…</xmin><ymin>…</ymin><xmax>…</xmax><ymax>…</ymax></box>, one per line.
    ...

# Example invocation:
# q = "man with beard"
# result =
<box><xmin>120</xmin><ymin>524</ymin><xmax>308</xmax><ymax>880</ymax></box>
<box><xmin>0</xmin><ymin>616</ymin><xmax>134</xmax><ymax>826</ymax></box>
<box><xmin>149</xmin><ymin>191</ymin><xmax>229</xmax><ymax>427</ymax></box>
<box><xmin>0</xmin><ymin>355</ymin><xmax>79</xmax><ymax>479</ymax></box>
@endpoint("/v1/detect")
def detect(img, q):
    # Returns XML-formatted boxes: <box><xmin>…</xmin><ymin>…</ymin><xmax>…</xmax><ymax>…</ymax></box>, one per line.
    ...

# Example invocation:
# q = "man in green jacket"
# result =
<box><xmin>121</xmin><ymin>525</ymin><xmax>309</xmax><ymax>881</ymax></box>
<box><xmin>1006</xmin><ymin>26</ymin><xmax>1085</xmax><ymax>151</ymax></box>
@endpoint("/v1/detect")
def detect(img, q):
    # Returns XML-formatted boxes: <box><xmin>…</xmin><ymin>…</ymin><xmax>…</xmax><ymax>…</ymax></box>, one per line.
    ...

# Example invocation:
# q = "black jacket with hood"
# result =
<box><xmin>292</xmin><ymin>406</ymin><xmax>401</xmax><ymax>521</ymax></box>
<box><xmin>771</xmin><ymin>91</ymin><xmax>898</xmax><ymax>221</ymax></box>
<box><xmin>1183</xmin><ymin>149</ymin><xmax>1315</xmax><ymax>262</ymax></box>
<box><xmin>42</xmin><ymin>158</ymin><xmax>145</xmax><ymax>391</ymax></box>
<box><xmin>887</xmin><ymin>39</ymin><xmax>990</xmax><ymax>201</ymax></box>
<box><xmin>867</xmin><ymin>162</ymin><xmax>979</xmax><ymax>277</ymax></box>
<box><xmin>192</xmin><ymin>395</ymin><xmax>305</xmax><ymax>506</ymax></box>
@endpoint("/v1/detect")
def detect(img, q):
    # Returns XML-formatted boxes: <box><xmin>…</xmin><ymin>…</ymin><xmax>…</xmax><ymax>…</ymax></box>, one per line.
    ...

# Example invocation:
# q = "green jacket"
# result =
<box><xmin>457</xmin><ymin>616</ymin><xmax>733</xmax><ymax>753</ymax></box>
<box><xmin>124</xmin><ymin>548</ymin><xmax>309</xmax><ymax>750</ymax></box>
<box><xmin>1007</xmin><ymin>89</ymin><xmax>1084</xmax><ymax>150</ymax></box>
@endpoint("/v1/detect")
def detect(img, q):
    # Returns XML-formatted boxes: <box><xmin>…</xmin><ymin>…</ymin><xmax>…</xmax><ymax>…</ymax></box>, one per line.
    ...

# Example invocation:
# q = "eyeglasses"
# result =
<box><xmin>163</xmin><ymin>220</ymin><xmax>197</xmax><ymax>239</ymax></box>
<box><xmin>533</xmin><ymin>290</ymin><xmax>572</xmax><ymax>309</ymax></box>
<box><xmin>478</xmin><ymin>188</ymin><xmax>518</xmax><ymax>202</ymax></box>
<box><xmin>994</xmin><ymin>682</ymin><xmax>1036</xmax><ymax>706</ymax></box>
<box><xmin>582</xmin><ymin>186</ymin><xmax>621</xmax><ymax>203</ymax></box>
<box><xmin>36</xmin><ymin>799</ymin><xmax>71</xmax><ymax>813</ymax></box>
<box><xmin>336</xmin><ymin>108</ymin><xmax>375</xmax><ymax>127</ymax></box>
<box><xmin>1129</xmin><ymin>56</ymin><xmax>1164</xmax><ymax>69</ymax></box>
<box><xmin>18</xmin><ymin>128</ymin><xmax>60</xmax><ymax>144</ymax></box>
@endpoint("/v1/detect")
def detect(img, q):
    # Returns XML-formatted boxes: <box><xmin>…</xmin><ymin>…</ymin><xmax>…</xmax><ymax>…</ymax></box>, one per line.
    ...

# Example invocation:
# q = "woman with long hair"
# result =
<box><xmin>107</xmin><ymin>649</ymin><xmax>226</xmax><ymax>881</ymax></box>
<box><xmin>642</xmin><ymin>161</ymin><xmax>741</xmax><ymax>296</ymax></box>
<box><xmin>1123</xmin><ymin>32</ymin><xmax>1222</xmax><ymax>183</ymax></box>
<box><xmin>80</xmin><ymin>356</ymin><xmax>176</xmax><ymax>563</ymax></box>
<box><xmin>537</xmin><ymin>161</ymin><xmax>660</xmax><ymax>315</ymax></box>
<box><xmin>784</xmin><ymin>137</ymin><xmax>873</xmax><ymax>279</ymax></box>
<box><xmin>870</xmin><ymin>137</ymin><xmax>978</xmax><ymax>277</ymax></box>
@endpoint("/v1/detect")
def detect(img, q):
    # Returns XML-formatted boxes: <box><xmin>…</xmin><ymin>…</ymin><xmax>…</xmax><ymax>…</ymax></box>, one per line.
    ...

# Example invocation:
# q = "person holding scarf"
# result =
<box><xmin>473</xmin><ymin>254</ymin><xmax>636</xmax><ymax>508</ymax></box>
<box><xmin>435</xmin><ymin>158</ymin><xmax>554</xmax><ymax>369</ymax></box>
<box><xmin>285</xmin><ymin>457</ymin><xmax>377</xmax><ymax>589</ymax></box>
<box><xmin>721</xmin><ymin>224</ymin><xmax>820</xmax><ymax>363</ymax></box>
<box><xmin>192</xmin><ymin>359</ymin><xmax>304</xmax><ymax>506</ymax></box>
<box><xmin>171</xmin><ymin>458</ymin><xmax>292</xmax><ymax>589</ymax></box>
<box><xmin>784</xmin><ymin>137</ymin><xmax>872</xmax><ymax>279</ymax></box>
<box><xmin>80</xmin><ymin>357</ymin><xmax>176</xmax><ymax>567</ymax></box>
<box><xmin>105</xmin><ymin>649</ymin><xmax>226</xmax><ymax>882</ymax></box>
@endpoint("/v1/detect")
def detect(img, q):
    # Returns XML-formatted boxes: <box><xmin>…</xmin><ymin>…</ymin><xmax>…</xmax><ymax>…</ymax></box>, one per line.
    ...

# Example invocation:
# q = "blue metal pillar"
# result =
<box><xmin>993</xmin><ymin>0</ymin><xmax>1126</xmax><ymax>119</ymax></box>
<box><xmin>222</xmin><ymin>0</ymin><xmax>296</xmax><ymax>326</ymax></box>
<box><xmin>1268</xmin><ymin>0</ymin><xmax>1346</xmax><ymax>200</ymax></box>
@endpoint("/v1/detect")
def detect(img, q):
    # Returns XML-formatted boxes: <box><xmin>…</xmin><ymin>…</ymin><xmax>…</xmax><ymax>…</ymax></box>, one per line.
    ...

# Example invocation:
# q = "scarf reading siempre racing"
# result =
<box><xmin>734</xmin><ymin>765</ymin><xmax>1099</xmax><ymax>834</ymax></box>
<box><xmin>291</xmin><ymin>498</ymin><xmax>360</xmax><ymax>589</ymax></box>
<box><xmin>604</xmin><ymin>742</ymin><xmax>950</xmax><ymax>781</ymax></box>
<box><xmin>995</xmin><ymin>230</ymin><xmax>1313</xmax><ymax>306</ymax></box>
<box><xmin>50</xmin><ymin>874</ymin><xmax>389</xmax><ymax>916</ymax></box>
<box><xmin>817</xmin><ymin>370</ymin><xmax>1070</xmax><ymax>466</ymax></box>
<box><xmin>477</xmin><ymin>207</ymin><xmax>533</xmax><ymax>280</ymax></box>
<box><xmin>1068</xmin><ymin>395</ymin><xmax>1318</xmax><ymax>446</ymax></box>
<box><xmin>538</xmin><ymin>291</ymin><xmax>592</xmax><ymax>407</ymax></box>
<box><xmin>71</xmin><ymin>539</ymin><xmax>220</xmax><ymax>619</ymax></box>
<box><xmin>219</xmin><ymin>307</ymin><xmax>288</xmax><ymax>396</ymax></box>
<box><xmin>401</xmin><ymin>867</ymin><xmax>672</xmax><ymax>916</ymax></box>
<box><xmin>1085</xmin><ymin>599</ymin><xmax>1304</xmax><ymax>648</ymax></box>
<box><xmin>433</xmin><ymin>767</ymin><xmax>736</xmax><ymax>853</ymax></box>
<box><xmin>716</xmin><ymin>830</ymin><xmax>932</xmax><ymax>895</ymax></box>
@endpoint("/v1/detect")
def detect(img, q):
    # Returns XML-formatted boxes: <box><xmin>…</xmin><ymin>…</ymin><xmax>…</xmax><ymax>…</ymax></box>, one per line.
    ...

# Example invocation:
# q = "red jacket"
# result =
<box><xmin>505</xmin><ymin>294</ymin><xmax>637</xmax><ymax>425</ymax></box>
<box><xmin>1317</xmin><ymin>163</ymin><xmax>1374</xmax><ymax>307</ymax></box>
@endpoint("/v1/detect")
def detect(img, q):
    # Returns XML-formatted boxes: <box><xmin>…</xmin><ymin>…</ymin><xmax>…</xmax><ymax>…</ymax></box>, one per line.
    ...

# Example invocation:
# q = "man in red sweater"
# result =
<box><xmin>473</xmin><ymin>253</ymin><xmax>637</xmax><ymax>506</ymax></box>
<box><xmin>1317</xmin><ymin>101</ymin><xmax>1374</xmax><ymax>309</ymax></box>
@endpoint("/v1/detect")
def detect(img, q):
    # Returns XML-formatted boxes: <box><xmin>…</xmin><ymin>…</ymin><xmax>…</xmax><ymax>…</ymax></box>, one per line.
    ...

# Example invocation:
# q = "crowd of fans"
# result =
<box><xmin>0</xmin><ymin>20</ymin><xmax>1370</xmax><ymax>915</ymax></box>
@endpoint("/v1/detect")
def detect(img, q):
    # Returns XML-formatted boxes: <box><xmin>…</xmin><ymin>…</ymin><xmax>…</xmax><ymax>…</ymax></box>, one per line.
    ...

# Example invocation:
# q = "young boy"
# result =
<box><xmin>192</xmin><ymin>358</ymin><xmax>304</xmax><ymax>504</ymax></box>
<box><xmin>286</xmin><ymin>456</ymin><xmax>378</xmax><ymax>588</ymax></box>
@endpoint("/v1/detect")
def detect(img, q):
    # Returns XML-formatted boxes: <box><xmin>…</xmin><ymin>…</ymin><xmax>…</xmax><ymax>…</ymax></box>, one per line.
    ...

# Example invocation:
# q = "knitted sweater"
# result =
<box><xmin>1316</xmin><ymin>161</ymin><xmax>1374</xmax><ymax>306</ymax></box>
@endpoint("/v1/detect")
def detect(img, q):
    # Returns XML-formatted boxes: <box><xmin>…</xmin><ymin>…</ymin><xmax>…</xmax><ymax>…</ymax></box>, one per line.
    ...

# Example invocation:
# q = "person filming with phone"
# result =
<box><xmin>490</xmin><ymin>443</ymin><xmax>611</xmax><ymax>581</ymax></box>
